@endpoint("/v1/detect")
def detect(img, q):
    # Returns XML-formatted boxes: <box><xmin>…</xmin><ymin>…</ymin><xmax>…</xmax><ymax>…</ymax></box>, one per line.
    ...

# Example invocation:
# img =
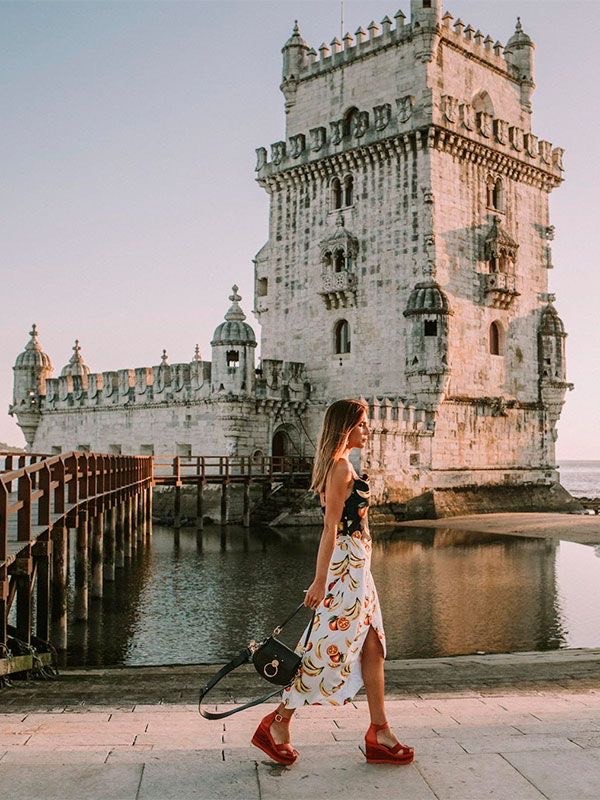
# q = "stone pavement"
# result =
<box><xmin>3</xmin><ymin>687</ymin><xmax>600</xmax><ymax>799</ymax></box>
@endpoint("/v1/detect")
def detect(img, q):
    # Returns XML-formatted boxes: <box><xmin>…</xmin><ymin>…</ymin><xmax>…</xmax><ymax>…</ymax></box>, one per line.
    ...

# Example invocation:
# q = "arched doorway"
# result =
<box><xmin>272</xmin><ymin>430</ymin><xmax>289</xmax><ymax>470</ymax></box>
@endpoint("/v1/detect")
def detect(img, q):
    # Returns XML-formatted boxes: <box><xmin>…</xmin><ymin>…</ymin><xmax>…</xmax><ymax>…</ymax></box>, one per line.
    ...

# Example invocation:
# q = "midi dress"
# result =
<box><xmin>282</xmin><ymin>474</ymin><xmax>386</xmax><ymax>708</ymax></box>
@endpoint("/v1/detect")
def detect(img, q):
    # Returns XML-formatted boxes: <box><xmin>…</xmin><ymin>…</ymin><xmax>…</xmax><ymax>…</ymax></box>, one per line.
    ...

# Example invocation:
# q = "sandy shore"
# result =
<box><xmin>397</xmin><ymin>512</ymin><xmax>600</xmax><ymax>544</ymax></box>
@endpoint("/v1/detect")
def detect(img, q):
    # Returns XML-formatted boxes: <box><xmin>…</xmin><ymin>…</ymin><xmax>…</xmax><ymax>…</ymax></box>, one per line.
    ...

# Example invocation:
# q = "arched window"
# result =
<box><xmin>489</xmin><ymin>321</ymin><xmax>503</xmax><ymax>356</ymax></box>
<box><xmin>331</xmin><ymin>178</ymin><xmax>343</xmax><ymax>210</ymax></box>
<box><xmin>323</xmin><ymin>250</ymin><xmax>332</xmax><ymax>270</ymax></box>
<box><xmin>334</xmin><ymin>320</ymin><xmax>351</xmax><ymax>354</ymax></box>
<box><xmin>344</xmin><ymin>175</ymin><xmax>354</xmax><ymax>206</ymax></box>
<box><xmin>343</xmin><ymin>107</ymin><xmax>359</xmax><ymax>137</ymax></box>
<box><xmin>226</xmin><ymin>350</ymin><xmax>240</xmax><ymax>368</ymax></box>
<box><xmin>334</xmin><ymin>250</ymin><xmax>345</xmax><ymax>272</ymax></box>
<box><xmin>492</xmin><ymin>178</ymin><xmax>503</xmax><ymax>211</ymax></box>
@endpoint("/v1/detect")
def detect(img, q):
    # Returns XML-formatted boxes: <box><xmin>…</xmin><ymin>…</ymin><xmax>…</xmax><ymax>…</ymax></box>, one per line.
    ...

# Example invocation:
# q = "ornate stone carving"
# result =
<box><xmin>352</xmin><ymin>110</ymin><xmax>369</xmax><ymax>138</ymax></box>
<box><xmin>509</xmin><ymin>126</ymin><xmax>524</xmax><ymax>151</ymax></box>
<box><xmin>477</xmin><ymin>111</ymin><xmax>493</xmax><ymax>138</ymax></box>
<box><xmin>255</xmin><ymin>147</ymin><xmax>267</xmax><ymax>171</ymax></box>
<box><xmin>538</xmin><ymin>140</ymin><xmax>552</xmax><ymax>164</ymax></box>
<box><xmin>493</xmin><ymin>119</ymin><xmax>509</xmax><ymax>145</ymax></box>
<box><xmin>310</xmin><ymin>126</ymin><xmax>327</xmax><ymax>152</ymax></box>
<box><xmin>460</xmin><ymin>103</ymin><xmax>474</xmax><ymax>130</ymax></box>
<box><xmin>271</xmin><ymin>141</ymin><xmax>286</xmax><ymax>165</ymax></box>
<box><xmin>396</xmin><ymin>95</ymin><xmax>414</xmax><ymax>124</ymax></box>
<box><xmin>330</xmin><ymin>119</ymin><xmax>344</xmax><ymax>145</ymax></box>
<box><xmin>289</xmin><ymin>133</ymin><xmax>305</xmax><ymax>158</ymax></box>
<box><xmin>373</xmin><ymin>103</ymin><xmax>391</xmax><ymax>130</ymax></box>
<box><xmin>525</xmin><ymin>133</ymin><xmax>538</xmax><ymax>158</ymax></box>
<box><xmin>442</xmin><ymin>95</ymin><xmax>458</xmax><ymax>123</ymax></box>
<box><xmin>552</xmin><ymin>147</ymin><xmax>564</xmax><ymax>170</ymax></box>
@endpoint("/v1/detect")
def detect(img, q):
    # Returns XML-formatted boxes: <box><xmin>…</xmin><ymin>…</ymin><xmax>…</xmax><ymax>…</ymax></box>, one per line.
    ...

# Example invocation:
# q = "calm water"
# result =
<box><xmin>559</xmin><ymin>460</ymin><xmax>600</xmax><ymax>497</ymax></box>
<box><xmin>63</xmin><ymin>524</ymin><xmax>600</xmax><ymax>667</ymax></box>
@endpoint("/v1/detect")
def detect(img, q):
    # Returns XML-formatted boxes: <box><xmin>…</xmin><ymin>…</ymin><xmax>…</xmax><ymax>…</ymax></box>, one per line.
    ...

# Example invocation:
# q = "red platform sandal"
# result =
<box><xmin>364</xmin><ymin>722</ymin><xmax>414</xmax><ymax>765</ymax></box>
<box><xmin>251</xmin><ymin>711</ymin><xmax>298</xmax><ymax>766</ymax></box>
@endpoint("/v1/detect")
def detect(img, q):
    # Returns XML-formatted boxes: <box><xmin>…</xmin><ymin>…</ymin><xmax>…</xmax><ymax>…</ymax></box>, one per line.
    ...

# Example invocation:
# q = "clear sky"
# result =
<box><xmin>2</xmin><ymin>0</ymin><xmax>599</xmax><ymax>459</ymax></box>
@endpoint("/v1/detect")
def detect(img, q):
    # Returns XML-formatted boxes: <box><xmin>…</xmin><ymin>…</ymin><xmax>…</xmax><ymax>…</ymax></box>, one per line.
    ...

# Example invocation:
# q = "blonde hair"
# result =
<box><xmin>311</xmin><ymin>399</ymin><xmax>368</xmax><ymax>494</ymax></box>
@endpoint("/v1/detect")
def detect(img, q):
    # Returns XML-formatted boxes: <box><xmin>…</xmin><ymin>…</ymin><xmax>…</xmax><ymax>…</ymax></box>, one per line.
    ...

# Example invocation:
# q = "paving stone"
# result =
<box><xmin>25</xmin><ymin>732</ymin><xmax>135</xmax><ymax>748</ymax></box>
<box><xmin>257</xmin><ymin>753</ymin><xmax>437</xmax><ymax>800</ymax></box>
<box><xmin>1</xmin><ymin>748</ymin><xmax>110</xmax><ymax>763</ymax></box>
<box><xmin>137</xmin><ymin>760</ymin><xmax>260</xmax><ymax>799</ymax></box>
<box><xmin>0</xmin><ymin>764</ymin><xmax>143</xmax><ymax>800</ymax></box>
<box><xmin>458</xmin><ymin>735</ymin><xmax>580</xmax><ymax>754</ymax></box>
<box><xmin>504</xmin><ymin>750</ymin><xmax>600</xmax><ymax>799</ymax></box>
<box><xmin>569</xmin><ymin>732</ymin><xmax>600</xmax><ymax>748</ymax></box>
<box><xmin>434</xmin><ymin>724</ymin><xmax>524</xmax><ymax>739</ymax></box>
<box><xmin>415</xmin><ymin>752</ymin><xmax>547</xmax><ymax>799</ymax></box>
<box><xmin>0</xmin><ymin>733</ymin><xmax>29</xmax><ymax>746</ymax></box>
<box><xmin>107</xmin><ymin>747</ymin><xmax>222</xmax><ymax>763</ymax></box>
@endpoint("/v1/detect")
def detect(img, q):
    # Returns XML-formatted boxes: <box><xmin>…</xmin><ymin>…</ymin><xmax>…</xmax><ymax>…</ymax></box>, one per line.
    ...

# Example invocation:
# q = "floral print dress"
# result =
<box><xmin>282</xmin><ymin>474</ymin><xmax>386</xmax><ymax>708</ymax></box>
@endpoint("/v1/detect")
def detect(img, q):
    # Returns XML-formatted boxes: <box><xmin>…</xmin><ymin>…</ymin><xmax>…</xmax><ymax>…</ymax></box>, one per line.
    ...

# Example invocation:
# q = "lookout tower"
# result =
<box><xmin>254</xmin><ymin>3</ymin><xmax>570</xmax><ymax>503</ymax></box>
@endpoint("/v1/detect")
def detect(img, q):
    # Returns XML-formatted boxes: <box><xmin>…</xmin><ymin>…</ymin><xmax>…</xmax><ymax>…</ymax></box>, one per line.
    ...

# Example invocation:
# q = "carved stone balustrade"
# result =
<box><xmin>483</xmin><ymin>272</ymin><xmax>518</xmax><ymax>309</ymax></box>
<box><xmin>319</xmin><ymin>270</ymin><xmax>357</xmax><ymax>309</ymax></box>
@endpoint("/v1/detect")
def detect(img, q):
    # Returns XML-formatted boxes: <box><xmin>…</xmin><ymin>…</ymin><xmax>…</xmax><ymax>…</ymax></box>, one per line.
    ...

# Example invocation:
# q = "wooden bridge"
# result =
<box><xmin>0</xmin><ymin>451</ymin><xmax>312</xmax><ymax>681</ymax></box>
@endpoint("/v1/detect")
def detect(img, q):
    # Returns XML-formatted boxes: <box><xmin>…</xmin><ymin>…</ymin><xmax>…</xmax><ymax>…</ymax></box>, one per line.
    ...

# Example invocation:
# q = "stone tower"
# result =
<box><xmin>11</xmin><ymin>325</ymin><xmax>53</xmax><ymax>448</ymax></box>
<box><xmin>254</xmin><ymin>2</ymin><xmax>572</xmax><ymax>505</ymax></box>
<box><xmin>210</xmin><ymin>286</ymin><xmax>257</xmax><ymax>396</ymax></box>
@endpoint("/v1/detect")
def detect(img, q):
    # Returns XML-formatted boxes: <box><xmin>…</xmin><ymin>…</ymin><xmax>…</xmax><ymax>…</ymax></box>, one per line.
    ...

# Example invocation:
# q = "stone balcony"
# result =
<box><xmin>482</xmin><ymin>272</ymin><xmax>519</xmax><ymax>309</ymax></box>
<box><xmin>319</xmin><ymin>270</ymin><xmax>357</xmax><ymax>309</ymax></box>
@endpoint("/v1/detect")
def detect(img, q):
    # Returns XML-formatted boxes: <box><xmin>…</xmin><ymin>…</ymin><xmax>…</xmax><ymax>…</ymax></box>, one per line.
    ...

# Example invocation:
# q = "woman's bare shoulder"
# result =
<box><xmin>329</xmin><ymin>458</ymin><xmax>353</xmax><ymax>483</ymax></box>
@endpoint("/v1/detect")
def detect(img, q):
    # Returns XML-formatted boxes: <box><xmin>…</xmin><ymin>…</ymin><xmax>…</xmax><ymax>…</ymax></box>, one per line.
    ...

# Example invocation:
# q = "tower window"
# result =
<box><xmin>424</xmin><ymin>320</ymin><xmax>438</xmax><ymax>337</ymax></box>
<box><xmin>334</xmin><ymin>250</ymin><xmax>345</xmax><ymax>272</ymax></box>
<box><xmin>487</xmin><ymin>176</ymin><xmax>504</xmax><ymax>212</ymax></box>
<box><xmin>331</xmin><ymin>178</ymin><xmax>343</xmax><ymax>210</ymax></box>
<box><xmin>257</xmin><ymin>277</ymin><xmax>268</xmax><ymax>296</ymax></box>
<box><xmin>489</xmin><ymin>321</ymin><xmax>503</xmax><ymax>356</ymax></box>
<box><xmin>226</xmin><ymin>350</ymin><xmax>240</xmax><ymax>368</ymax></box>
<box><xmin>334</xmin><ymin>320</ymin><xmax>351</xmax><ymax>354</ymax></box>
<box><xmin>423</xmin><ymin>0</ymin><xmax>432</xmax><ymax>7</ymax></box>
<box><xmin>344</xmin><ymin>175</ymin><xmax>354</xmax><ymax>206</ymax></box>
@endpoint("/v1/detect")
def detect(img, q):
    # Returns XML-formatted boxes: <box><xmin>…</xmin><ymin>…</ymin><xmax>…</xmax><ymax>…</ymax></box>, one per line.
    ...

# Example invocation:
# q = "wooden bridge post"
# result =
<box><xmin>242</xmin><ymin>479</ymin><xmax>251</xmax><ymax>528</ymax></box>
<box><xmin>145</xmin><ymin>484</ymin><xmax>153</xmax><ymax>540</ymax></box>
<box><xmin>220</xmin><ymin>481</ymin><xmax>229</xmax><ymax>525</ymax></box>
<box><xmin>196</xmin><ymin>480</ymin><xmax>204</xmax><ymax>530</ymax></box>
<box><xmin>91</xmin><ymin>511</ymin><xmax>104</xmax><ymax>597</ymax></box>
<box><xmin>105</xmin><ymin>505</ymin><xmax>116</xmax><ymax>582</ymax></box>
<box><xmin>124</xmin><ymin>495</ymin><xmax>132</xmax><ymax>558</ymax></box>
<box><xmin>136</xmin><ymin>491</ymin><xmax>144</xmax><ymax>544</ymax></box>
<box><xmin>115</xmin><ymin>500</ymin><xmax>125</xmax><ymax>568</ymax></box>
<box><xmin>35</xmin><ymin>540</ymin><xmax>52</xmax><ymax>642</ymax></box>
<box><xmin>74</xmin><ymin>509</ymin><xmax>89</xmax><ymax>621</ymax></box>
<box><xmin>130</xmin><ymin>494</ymin><xmax>137</xmax><ymax>555</ymax></box>
<box><xmin>51</xmin><ymin>522</ymin><xmax>68</xmax><ymax>650</ymax></box>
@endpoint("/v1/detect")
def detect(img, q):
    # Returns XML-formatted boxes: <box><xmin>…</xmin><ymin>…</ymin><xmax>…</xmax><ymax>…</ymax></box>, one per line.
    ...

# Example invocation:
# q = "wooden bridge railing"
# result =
<box><xmin>153</xmin><ymin>454</ymin><xmax>313</xmax><ymax>485</ymax></box>
<box><xmin>0</xmin><ymin>452</ymin><xmax>152</xmax><ymax>673</ymax></box>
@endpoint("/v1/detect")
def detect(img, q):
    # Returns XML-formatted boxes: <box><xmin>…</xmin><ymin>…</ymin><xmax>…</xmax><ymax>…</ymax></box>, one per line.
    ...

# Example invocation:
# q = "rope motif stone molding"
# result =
<box><xmin>259</xmin><ymin>126</ymin><xmax>563</xmax><ymax>193</ymax></box>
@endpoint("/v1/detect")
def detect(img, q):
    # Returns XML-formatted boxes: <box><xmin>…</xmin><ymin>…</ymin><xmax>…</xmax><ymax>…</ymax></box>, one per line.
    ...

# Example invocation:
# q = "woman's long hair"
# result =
<box><xmin>310</xmin><ymin>399</ymin><xmax>368</xmax><ymax>494</ymax></box>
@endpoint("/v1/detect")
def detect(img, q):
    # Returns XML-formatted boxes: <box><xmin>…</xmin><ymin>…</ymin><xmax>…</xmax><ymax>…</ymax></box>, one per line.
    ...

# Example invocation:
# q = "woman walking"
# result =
<box><xmin>251</xmin><ymin>398</ymin><xmax>414</xmax><ymax>766</ymax></box>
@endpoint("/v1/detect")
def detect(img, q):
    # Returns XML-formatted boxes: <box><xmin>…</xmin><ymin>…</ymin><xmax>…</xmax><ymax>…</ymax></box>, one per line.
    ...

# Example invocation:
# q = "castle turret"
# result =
<box><xmin>281</xmin><ymin>21</ymin><xmax>310</xmax><ymax>112</ymax></box>
<box><xmin>210</xmin><ymin>286</ymin><xmax>257</xmax><ymax>396</ymax></box>
<box><xmin>404</xmin><ymin>281</ymin><xmax>452</xmax><ymax>402</ymax></box>
<box><xmin>410</xmin><ymin>0</ymin><xmax>442</xmax><ymax>62</ymax></box>
<box><xmin>505</xmin><ymin>18</ymin><xmax>535</xmax><ymax>112</ymax></box>
<box><xmin>61</xmin><ymin>340</ymin><xmax>90</xmax><ymax>379</ymax></box>
<box><xmin>10</xmin><ymin>324</ymin><xmax>53</xmax><ymax>448</ymax></box>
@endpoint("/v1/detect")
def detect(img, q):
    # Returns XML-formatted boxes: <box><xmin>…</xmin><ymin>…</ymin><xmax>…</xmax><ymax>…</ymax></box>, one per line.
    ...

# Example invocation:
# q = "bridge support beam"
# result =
<box><xmin>105</xmin><ymin>506</ymin><xmax>116</xmax><ymax>582</ymax></box>
<box><xmin>145</xmin><ymin>485</ymin><xmax>153</xmax><ymax>540</ymax></box>
<box><xmin>91</xmin><ymin>511</ymin><xmax>104</xmax><ymax>598</ymax></box>
<box><xmin>74</xmin><ymin>511</ymin><xmax>88</xmax><ymax>621</ymax></box>
<box><xmin>220</xmin><ymin>482</ymin><xmax>229</xmax><ymax>526</ymax></box>
<box><xmin>124</xmin><ymin>496</ymin><xmax>132</xmax><ymax>558</ymax></box>
<box><xmin>174</xmin><ymin>486</ymin><xmax>182</xmax><ymax>529</ymax></box>
<box><xmin>196</xmin><ymin>481</ymin><xmax>204</xmax><ymax>531</ymax></box>
<box><xmin>115</xmin><ymin>501</ymin><xmax>125</xmax><ymax>568</ymax></box>
<box><xmin>51</xmin><ymin>522</ymin><xmax>68</xmax><ymax>651</ymax></box>
<box><xmin>35</xmin><ymin>538</ymin><xmax>51</xmax><ymax>642</ymax></box>
<box><xmin>137</xmin><ymin>492</ymin><xmax>144</xmax><ymax>544</ymax></box>
<box><xmin>242</xmin><ymin>480</ymin><xmax>251</xmax><ymax>528</ymax></box>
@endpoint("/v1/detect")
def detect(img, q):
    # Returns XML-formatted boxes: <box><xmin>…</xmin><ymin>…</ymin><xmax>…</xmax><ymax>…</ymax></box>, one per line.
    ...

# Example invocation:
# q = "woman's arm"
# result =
<box><xmin>304</xmin><ymin>459</ymin><xmax>352</xmax><ymax>609</ymax></box>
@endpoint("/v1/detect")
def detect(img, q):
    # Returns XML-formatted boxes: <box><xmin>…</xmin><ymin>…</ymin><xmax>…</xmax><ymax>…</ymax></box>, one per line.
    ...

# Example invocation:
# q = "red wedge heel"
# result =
<box><xmin>251</xmin><ymin>711</ymin><xmax>298</xmax><ymax>766</ymax></box>
<box><xmin>364</xmin><ymin>722</ymin><xmax>414</xmax><ymax>765</ymax></box>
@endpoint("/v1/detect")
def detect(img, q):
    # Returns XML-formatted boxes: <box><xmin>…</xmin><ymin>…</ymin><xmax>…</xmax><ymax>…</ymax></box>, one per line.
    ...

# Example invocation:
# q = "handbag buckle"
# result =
<box><xmin>263</xmin><ymin>660</ymin><xmax>279</xmax><ymax>678</ymax></box>
<box><xmin>248</xmin><ymin>639</ymin><xmax>259</xmax><ymax>654</ymax></box>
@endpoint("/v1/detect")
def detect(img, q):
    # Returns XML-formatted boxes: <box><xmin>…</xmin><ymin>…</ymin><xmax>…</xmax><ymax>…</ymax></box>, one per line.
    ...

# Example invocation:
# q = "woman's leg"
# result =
<box><xmin>361</xmin><ymin>627</ymin><xmax>404</xmax><ymax>749</ymax></box>
<box><xmin>269</xmin><ymin>703</ymin><xmax>295</xmax><ymax>745</ymax></box>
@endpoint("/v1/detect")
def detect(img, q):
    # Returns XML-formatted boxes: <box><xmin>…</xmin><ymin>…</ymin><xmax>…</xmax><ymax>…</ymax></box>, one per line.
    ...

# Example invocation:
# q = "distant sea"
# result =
<box><xmin>558</xmin><ymin>461</ymin><xmax>600</xmax><ymax>498</ymax></box>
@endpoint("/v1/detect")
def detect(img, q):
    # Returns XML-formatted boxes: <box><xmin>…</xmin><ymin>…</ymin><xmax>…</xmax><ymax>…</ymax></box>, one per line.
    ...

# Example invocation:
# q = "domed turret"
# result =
<box><xmin>539</xmin><ymin>304</ymin><xmax>565</xmax><ymax>337</ymax></box>
<box><xmin>61</xmin><ymin>339</ymin><xmax>90</xmax><ymax>378</ymax></box>
<box><xmin>211</xmin><ymin>286</ymin><xmax>257</xmax><ymax>396</ymax></box>
<box><xmin>404</xmin><ymin>281</ymin><xmax>451</xmax><ymax>316</ymax></box>
<box><xmin>505</xmin><ymin>18</ymin><xmax>535</xmax><ymax>110</ymax></box>
<box><xmin>11</xmin><ymin>324</ymin><xmax>53</xmax><ymax>448</ymax></box>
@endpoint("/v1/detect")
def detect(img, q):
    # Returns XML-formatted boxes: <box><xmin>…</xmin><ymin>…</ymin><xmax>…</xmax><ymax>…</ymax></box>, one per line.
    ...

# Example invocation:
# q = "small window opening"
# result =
<box><xmin>334</xmin><ymin>320</ymin><xmax>351</xmax><ymax>354</ymax></box>
<box><xmin>323</xmin><ymin>251</ymin><xmax>332</xmax><ymax>269</ymax></box>
<box><xmin>176</xmin><ymin>443</ymin><xmax>192</xmax><ymax>458</ymax></box>
<box><xmin>226</xmin><ymin>350</ymin><xmax>240</xmax><ymax>368</ymax></box>
<box><xmin>257</xmin><ymin>277</ymin><xmax>268</xmax><ymax>297</ymax></box>
<box><xmin>492</xmin><ymin>178</ymin><xmax>503</xmax><ymax>211</ymax></box>
<box><xmin>140</xmin><ymin>444</ymin><xmax>154</xmax><ymax>456</ymax></box>
<box><xmin>334</xmin><ymin>250</ymin><xmax>345</xmax><ymax>272</ymax></box>
<box><xmin>489</xmin><ymin>321</ymin><xmax>503</xmax><ymax>356</ymax></box>
<box><xmin>344</xmin><ymin>175</ymin><xmax>354</xmax><ymax>206</ymax></box>
<box><xmin>331</xmin><ymin>178</ymin><xmax>343</xmax><ymax>210</ymax></box>
<box><xmin>343</xmin><ymin>107</ymin><xmax>359</xmax><ymax>137</ymax></box>
<box><xmin>424</xmin><ymin>320</ymin><xmax>438</xmax><ymax>337</ymax></box>
<box><xmin>108</xmin><ymin>444</ymin><xmax>122</xmax><ymax>455</ymax></box>
<box><xmin>423</xmin><ymin>0</ymin><xmax>432</xmax><ymax>7</ymax></box>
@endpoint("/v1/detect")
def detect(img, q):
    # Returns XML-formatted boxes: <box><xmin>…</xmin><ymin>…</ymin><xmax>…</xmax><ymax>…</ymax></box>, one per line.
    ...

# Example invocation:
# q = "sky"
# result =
<box><xmin>1</xmin><ymin>0</ymin><xmax>599</xmax><ymax>459</ymax></box>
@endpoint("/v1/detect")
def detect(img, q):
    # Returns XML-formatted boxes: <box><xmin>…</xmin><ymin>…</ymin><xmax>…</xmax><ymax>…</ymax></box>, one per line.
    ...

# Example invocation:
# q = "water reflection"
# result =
<box><xmin>63</xmin><ymin>525</ymin><xmax>600</xmax><ymax>667</ymax></box>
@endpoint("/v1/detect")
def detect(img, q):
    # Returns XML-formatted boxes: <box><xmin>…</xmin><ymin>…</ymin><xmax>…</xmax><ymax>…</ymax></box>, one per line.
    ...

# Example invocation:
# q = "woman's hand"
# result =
<box><xmin>304</xmin><ymin>577</ymin><xmax>326</xmax><ymax>609</ymax></box>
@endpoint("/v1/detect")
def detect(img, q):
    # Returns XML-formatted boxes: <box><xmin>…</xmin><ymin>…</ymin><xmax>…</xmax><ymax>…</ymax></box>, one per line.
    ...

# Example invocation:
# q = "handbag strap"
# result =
<box><xmin>198</xmin><ymin>604</ymin><xmax>316</xmax><ymax>720</ymax></box>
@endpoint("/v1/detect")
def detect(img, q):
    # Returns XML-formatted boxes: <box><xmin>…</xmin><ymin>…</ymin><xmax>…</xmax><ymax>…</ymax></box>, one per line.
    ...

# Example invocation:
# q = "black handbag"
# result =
<box><xmin>198</xmin><ymin>603</ymin><xmax>315</xmax><ymax>720</ymax></box>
